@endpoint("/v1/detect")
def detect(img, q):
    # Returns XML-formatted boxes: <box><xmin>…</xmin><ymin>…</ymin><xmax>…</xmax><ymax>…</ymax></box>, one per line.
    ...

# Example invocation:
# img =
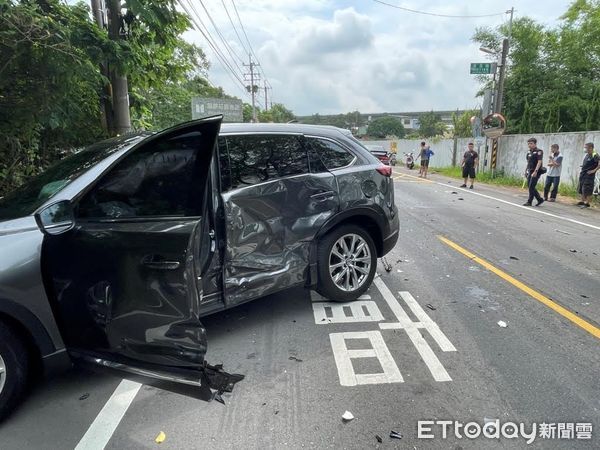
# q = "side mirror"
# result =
<box><xmin>35</xmin><ymin>200</ymin><xmax>75</xmax><ymax>235</ymax></box>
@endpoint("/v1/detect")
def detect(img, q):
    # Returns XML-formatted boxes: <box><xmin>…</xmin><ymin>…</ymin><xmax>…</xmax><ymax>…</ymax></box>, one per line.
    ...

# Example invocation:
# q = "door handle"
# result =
<box><xmin>141</xmin><ymin>255</ymin><xmax>181</xmax><ymax>270</ymax></box>
<box><xmin>310</xmin><ymin>191</ymin><xmax>335</xmax><ymax>200</ymax></box>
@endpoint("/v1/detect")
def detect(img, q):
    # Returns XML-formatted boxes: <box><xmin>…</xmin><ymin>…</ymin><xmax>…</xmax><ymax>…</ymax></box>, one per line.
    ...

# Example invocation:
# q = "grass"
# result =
<box><xmin>430</xmin><ymin>166</ymin><xmax>592</xmax><ymax>201</ymax></box>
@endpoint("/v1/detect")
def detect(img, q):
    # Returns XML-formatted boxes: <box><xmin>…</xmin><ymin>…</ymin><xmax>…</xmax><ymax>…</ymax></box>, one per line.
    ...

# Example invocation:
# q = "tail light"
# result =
<box><xmin>376</xmin><ymin>164</ymin><xmax>392</xmax><ymax>177</ymax></box>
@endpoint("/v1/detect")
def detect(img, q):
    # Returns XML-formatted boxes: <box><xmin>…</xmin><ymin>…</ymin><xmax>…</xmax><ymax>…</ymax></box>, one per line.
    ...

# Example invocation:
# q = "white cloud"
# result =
<box><xmin>184</xmin><ymin>0</ymin><xmax>570</xmax><ymax>116</ymax></box>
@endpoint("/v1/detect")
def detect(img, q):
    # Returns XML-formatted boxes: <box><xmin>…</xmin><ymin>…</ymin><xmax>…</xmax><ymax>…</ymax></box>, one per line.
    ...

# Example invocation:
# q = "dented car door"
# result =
<box><xmin>40</xmin><ymin>118</ymin><xmax>241</xmax><ymax>393</ymax></box>
<box><xmin>217</xmin><ymin>133</ymin><xmax>340</xmax><ymax>305</ymax></box>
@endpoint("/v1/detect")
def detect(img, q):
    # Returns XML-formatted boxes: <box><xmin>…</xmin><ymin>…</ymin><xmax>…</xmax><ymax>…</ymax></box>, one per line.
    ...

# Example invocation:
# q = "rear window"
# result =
<box><xmin>307</xmin><ymin>137</ymin><xmax>355</xmax><ymax>170</ymax></box>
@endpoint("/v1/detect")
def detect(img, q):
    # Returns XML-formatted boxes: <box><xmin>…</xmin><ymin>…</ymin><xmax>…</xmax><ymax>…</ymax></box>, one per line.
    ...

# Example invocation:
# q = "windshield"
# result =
<box><xmin>0</xmin><ymin>135</ymin><xmax>143</xmax><ymax>220</ymax></box>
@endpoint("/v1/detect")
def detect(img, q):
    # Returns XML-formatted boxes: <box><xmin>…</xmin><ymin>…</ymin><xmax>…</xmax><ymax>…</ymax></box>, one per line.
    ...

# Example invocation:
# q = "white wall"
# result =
<box><xmin>496</xmin><ymin>132</ymin><xmax>600</xmax><ymax>185</ymax></box>
<box><xmin>362</xmin><ymin>131</ymin><xmax>600</xmax><ymax>183</ymax></box>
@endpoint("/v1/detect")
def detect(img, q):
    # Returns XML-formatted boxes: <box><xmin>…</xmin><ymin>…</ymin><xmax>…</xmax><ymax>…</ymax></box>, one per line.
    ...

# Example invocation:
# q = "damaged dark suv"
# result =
<box><xmin>0</xmin><ymin>117</ymin><xmax>398</xmax><ymax>420</ymax></box>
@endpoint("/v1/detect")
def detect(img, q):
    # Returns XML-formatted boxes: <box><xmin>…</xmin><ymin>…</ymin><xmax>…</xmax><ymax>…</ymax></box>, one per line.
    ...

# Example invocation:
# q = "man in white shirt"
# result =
<box><xmin>543</xmin><ymin>144</ymin><xmax>562</xmax><ymax>202</ymax></box>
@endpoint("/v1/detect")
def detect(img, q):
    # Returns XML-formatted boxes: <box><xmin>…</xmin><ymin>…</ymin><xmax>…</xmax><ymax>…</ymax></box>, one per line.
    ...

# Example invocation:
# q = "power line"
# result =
<box><xmin>230</xmin><ymin>0</ymin><xmax>270</xmax><ymax>87</ymax></box>
<box><xmin>221</xmin><ymin>0</ymin><xmax>250</xmax><ymax>56</ymax></box>
<box><xmin>184</xmin><ymin>0</ymin><xmax>244</xmax><ymax>79</ymax></box>
<box><xmin>199</xmin><ymin>0</ymin><xmax>245</xmax><ymax>65</ymax></box>
<box><xmin>372</xmin><ymin>0</ymin><xmax>506</xmax><ymax>18</ymax></box>
<box><xmin>178</xmin><ymin>0</ymin><xmax>249</xmax><ymax>98</ymax></box>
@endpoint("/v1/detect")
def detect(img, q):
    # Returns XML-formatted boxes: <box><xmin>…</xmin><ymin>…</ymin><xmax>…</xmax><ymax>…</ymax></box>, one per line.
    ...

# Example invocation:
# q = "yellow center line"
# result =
<box><xmin>437</xmin><ymin>235</ymin><xmax>600</xmax><ymax>340</ymax></box>
<box><xmin>393</xmin><ymin>173</ymin><xmax>433</xmax><ymax>183</ymax></box>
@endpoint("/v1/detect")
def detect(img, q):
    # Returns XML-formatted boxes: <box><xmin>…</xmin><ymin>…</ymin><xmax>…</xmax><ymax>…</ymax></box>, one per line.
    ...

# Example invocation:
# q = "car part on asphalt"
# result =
<box><xmin>381</xmin><ymin>257</ymin><xmax>392</xmax><ymax>272</ymax></box>
<box><xmin>390</xmin><ymin>430</ymin><xmax>403</xmax><ymax>439</ymax></box>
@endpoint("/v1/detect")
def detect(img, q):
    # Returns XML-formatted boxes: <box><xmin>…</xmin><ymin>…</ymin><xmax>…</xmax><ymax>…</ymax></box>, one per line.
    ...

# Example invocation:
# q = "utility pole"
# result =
<box><xmin>495</xmin><ymin>7</ymin><xmax>514</xmax><ymax>114</ymax></box>
<box><xmin>107</xmin><ymin>0</ymin><xmax>131</xmax><ymax>134</ymax></box>
<box><xmin>264</xmin><ymin>80</ymin><xmax>268</xmax><ymax>112</ymax></box>
<box><xmin>243</xmin><ymin>54</ymin><xmax>260</xmax><ymax>122</ymax></box>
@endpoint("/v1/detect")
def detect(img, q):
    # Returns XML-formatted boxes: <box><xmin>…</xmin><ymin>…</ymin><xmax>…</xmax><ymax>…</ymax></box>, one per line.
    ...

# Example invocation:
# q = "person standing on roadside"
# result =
<box><xmin>576</xmin><ymin>142</ymin><xmax>599</xmax><ymax>208</ymax></box>
<box><xmin>544</xmin><ymin>144</ymin><xmax>562</xmax><ymax>202</ymax></box>
<box><xmin>419</xmin><ymin>143</ymin><xmax>434</xmax><ymax>178</ymax></box>
<box><xmin>418</xmin><ymin>141</ymin><xmax>427</xmax><ymax>177</ymax></box>
<box><xmin>460</xmin><ymin>142</ymin><xmax>479</xmax><ymax>189</ymax></box>
<box><xmin>524</xmin><ymin>137</ymin><xmax>544</xmax><ymax>206</ymax></box>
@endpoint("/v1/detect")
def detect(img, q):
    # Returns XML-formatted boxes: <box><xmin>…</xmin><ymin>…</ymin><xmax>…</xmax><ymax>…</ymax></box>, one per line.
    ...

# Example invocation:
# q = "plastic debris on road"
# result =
<box><xmin>288</xmin><ymin>356</ymin><xmax>303</xmax><ymax>362</ymax></box>
<box><xmin>509</xmin><ymin>256</ymin><xmax>519</xmax><ymax>260</ymax></box>
<box><xmin>381</xmin><ymin>257</ymin><xmax>392</xmax><ymax>272</ymax></box>
<box><xmin>375</xmin><ymin>435</ymin><xmax>383</xmax><ymax>443</ymax></box>
<box><xmin>342</xmin><ymin>411</ymin><xmax>354</xmax><ymax>422</ymax></box>
<box><xmin>497</xmin><ymin>321</ymin><xmax>508</xmax><ymax>328</ymax></box>
<box><xmin>78</xmin><ymin>393</ymin><xmax>89</xmax><ymax>401</ymax></box>
<box><xmin>426</xmin><ymin>304</ymin><xmax>436</xmax><ymax>311</ymax></box>
<box><xmin>155</xmin><ymin>431</ymin><xmax>166</xmax><ymax>444</ymax></box>
<box><xmin>390</xmin><ymin>430</ymin><xmax>403</xmax><ymax>439</ymax></box>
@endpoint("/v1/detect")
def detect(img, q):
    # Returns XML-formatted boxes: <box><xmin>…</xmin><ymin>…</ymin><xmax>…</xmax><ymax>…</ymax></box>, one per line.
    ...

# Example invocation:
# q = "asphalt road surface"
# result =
<box><xmin>2</xmin><ymin>167</ymin><xmax>599</xmax><ymax>449</ymax></box>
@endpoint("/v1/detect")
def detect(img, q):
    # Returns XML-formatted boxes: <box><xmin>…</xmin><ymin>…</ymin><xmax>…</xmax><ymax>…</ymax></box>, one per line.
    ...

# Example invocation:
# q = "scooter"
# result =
<box><xmin>404</xmin><ymin>152</ymin><xmax>415</xmax><ymax>169</ymax></box>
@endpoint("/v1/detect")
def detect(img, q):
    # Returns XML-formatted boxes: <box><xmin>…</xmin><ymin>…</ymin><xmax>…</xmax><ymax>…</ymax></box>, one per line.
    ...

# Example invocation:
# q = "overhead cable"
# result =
<box><xmin>372</xmin><ymin>0</ymin><xmax>506</xmax><ymax>18</ymax></box>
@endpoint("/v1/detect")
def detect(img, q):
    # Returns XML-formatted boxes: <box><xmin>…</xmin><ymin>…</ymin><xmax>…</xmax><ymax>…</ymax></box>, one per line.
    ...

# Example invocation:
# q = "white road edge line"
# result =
<box><xmin>415</xmin><ymin>176</ymin><xmax>600</xmax><ymax>231</ymax></box>
<box><xmin>75</xmin><ymin>379</ymin><xmax>142</xmax><ymax>450</ymax></box>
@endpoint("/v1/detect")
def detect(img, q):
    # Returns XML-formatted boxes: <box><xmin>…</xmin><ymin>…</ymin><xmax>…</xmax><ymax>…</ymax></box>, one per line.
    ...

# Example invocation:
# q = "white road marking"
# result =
<box><xmin>310</xmin><ymin>292</ymin><xmax>372</xmax><ymax>302</ymax></box>
<box><xmin>329</xmin><ymin>331</ymin><xmax>404</xmax><ymax>386</ymax></box>
<box><xmin>75</xmin><ymin>379</ymin><xmax>142</xmax><ymax>450</ymax></box>
<box><xmin>418</xmin><ymin>176</ymin><xmax>600</xmax><ymax>232</ymax></box>
<box><xmin>373</xmin><ymin>277</ymin><xmax>455</xmax><ymax>382</ymax></box>
<box><xmin>398</xmin><ymin>291</ymin><xmax>456</xmax><ymax>352</ymax></box>
<box><xmin>312</xmin><ymin>300</ymin><xmax>384</xmax><ymax>324</ymax></box>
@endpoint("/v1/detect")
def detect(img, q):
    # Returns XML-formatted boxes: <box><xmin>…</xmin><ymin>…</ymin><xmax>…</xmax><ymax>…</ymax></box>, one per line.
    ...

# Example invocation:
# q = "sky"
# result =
<box><xmin>182</xmin><ymin>0</ymin><xmax>572</xmax><ymax>116</ymax></box>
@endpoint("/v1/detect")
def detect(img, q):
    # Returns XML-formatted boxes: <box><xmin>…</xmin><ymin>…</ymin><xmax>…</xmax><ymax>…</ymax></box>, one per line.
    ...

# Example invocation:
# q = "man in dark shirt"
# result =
<box><xmin>524</xmin><ymin>137</ymin><xmax>544</xmax><ymax>206</ymax></box>
<box><xmin>460</xmin><ymin>142</ymin><xmax>479</xmax><ymax>189</ymax></box>
<box><xmin>577</xmin><ymin>142</ymin><xmax>600</xmax><ymax>208</ymax></box>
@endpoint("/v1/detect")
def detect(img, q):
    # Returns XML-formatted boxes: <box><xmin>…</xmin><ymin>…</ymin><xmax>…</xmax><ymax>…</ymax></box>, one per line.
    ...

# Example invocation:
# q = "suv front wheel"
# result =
<box><xmin>316</xmin><ymin>225</ymin><xmax>377</xmax><ymax>302</ymax></box>
<box><xmin>0</xmin><ymin>320</ymin><xmax>29</xmax><ymax>422</ymax></box>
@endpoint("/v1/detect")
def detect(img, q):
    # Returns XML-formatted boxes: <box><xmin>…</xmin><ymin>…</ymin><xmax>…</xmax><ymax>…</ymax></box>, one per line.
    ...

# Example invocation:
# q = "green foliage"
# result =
<box><xmin>418</xmin><ymin>111</ymin><xmax>446</xmax><ymax>137</ymax></box>
<box><xmin>258</xmin><ymin>103</ymin><xmax>296</xmax><ymax>123</ymax></box>
<box><xmin>451</xmin><ymin>110</ymin><xmax>480</xmax><ymax>138</ymax></box>
<box><xmin>472</xmin><ymin>3</ymin><xmax>600</xmax><ymax>134</ymax></box>
<box><xmin>0</xmin><ymin>0</ymin><xmax>108</xmax><ymax>196</ymax></box>
<box><xmin>366</xmin><ymin>116</ymin><xmax>405</xmax><ymax>138</ymax></box>
<box><xmin>300</xmin><ymin>111</ymin><xmax>364</xmax><ymax>129</ymax></box>
<box><xmin>135</xmin><ymin>76</ymin><xmax>233</xmax><ymax>130</ymax></box>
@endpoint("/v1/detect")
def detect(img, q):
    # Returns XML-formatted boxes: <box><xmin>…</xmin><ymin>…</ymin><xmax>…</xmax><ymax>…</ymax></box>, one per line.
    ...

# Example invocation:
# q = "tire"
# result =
<box><xmin>316</xmin><ymin>225</ymin><xmax>377</xmax><ymax>302</ymax></box>
<box><xmin>0</xmin><ymin>321</ymin><xmax>29</xmax><ymax>422</ymax></box>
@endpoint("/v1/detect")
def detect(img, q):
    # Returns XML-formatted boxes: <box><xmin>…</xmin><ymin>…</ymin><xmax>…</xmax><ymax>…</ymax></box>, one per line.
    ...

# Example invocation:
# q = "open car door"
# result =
<box><xmin>40</xmin><ymin>117</ymin><xmax>242</xmax><ymax>400</ymax></box>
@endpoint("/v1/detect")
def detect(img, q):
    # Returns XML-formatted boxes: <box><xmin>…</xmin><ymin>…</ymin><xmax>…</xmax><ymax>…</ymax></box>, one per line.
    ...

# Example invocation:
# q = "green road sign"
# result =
<box><xmin>470</xmin><ymin>63</ymin><xmax>494</xmax><ymax>74</ymax></box>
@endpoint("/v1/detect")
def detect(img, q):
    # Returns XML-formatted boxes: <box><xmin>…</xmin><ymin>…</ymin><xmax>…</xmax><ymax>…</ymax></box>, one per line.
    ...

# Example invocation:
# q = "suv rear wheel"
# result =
<box><xmin>316</xmin><ymin>225</ymin><xmax>377</xmax><ymax>302</ymax></box>
<box><xmin>0</xmin><ymin>320</ymin><xmax>29</xmax><ymax>422</ymax></box>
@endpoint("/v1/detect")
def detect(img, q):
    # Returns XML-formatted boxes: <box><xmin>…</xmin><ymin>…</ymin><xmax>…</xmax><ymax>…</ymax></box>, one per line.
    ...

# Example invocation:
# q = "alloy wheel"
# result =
<box><xmin>0</xmin><ymin>354</ymin><xmax>6</xmax><ymax>394</ymax></box>
<box><xmin>328</xmin><ymin>233</ymin><xmax>372</xmax><ymax>292</ymax></box>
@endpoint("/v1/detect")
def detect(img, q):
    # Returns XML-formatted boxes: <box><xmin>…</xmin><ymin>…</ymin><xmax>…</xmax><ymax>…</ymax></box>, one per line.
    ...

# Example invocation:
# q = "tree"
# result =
<box><xmin>0</xmin><ymin>0</ymin><xmax>109</xmax><ymax>195</ymax></box>
<box><xmin>366</xmin><ymin>117</ymin><xmax>405</xmax><ymax>138</ymax></box>
<box><xmin>451</xmin><ymin>110</ymin><xmax>480</xmax><ymax>138</ymax></box>
<box><xmin>138</xmin><ymin>75</ymin><xmax>234</xmax><ymax>131</ymax></box>
<box><xmin>0</xmin><ymin>0</ymin><xmax>229</xmax><ymax>197</ymax></box>
<box><xmin>418</xmin><ymin>111</ymin><xmax>446</xmax><ymax>137</ymax></box>
<box><xmin>472</xmin><ymin>2</ymin><xmax>600</xmax><ymax>134</ymax></box>
<box><xmin>258</xmin><ymin>103</ymin><xmax>295</xmax><ymax>123</ymax></box>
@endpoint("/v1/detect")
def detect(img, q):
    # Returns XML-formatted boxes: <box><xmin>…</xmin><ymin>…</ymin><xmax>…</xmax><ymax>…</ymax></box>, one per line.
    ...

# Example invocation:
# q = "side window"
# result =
<box><xmin>308</xmin><ymin>138</ymin><xmax>355</xmax><ymax>170</ymax></box>
<box><xmin>219</xmin><ymin>134</ymin><xmax>308</xmax><ymax>191</ymax></box>
<box><xmin>78</xmin><ymin>132</ymin><xmax>205</xmax><ymax>219</ymax></box>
